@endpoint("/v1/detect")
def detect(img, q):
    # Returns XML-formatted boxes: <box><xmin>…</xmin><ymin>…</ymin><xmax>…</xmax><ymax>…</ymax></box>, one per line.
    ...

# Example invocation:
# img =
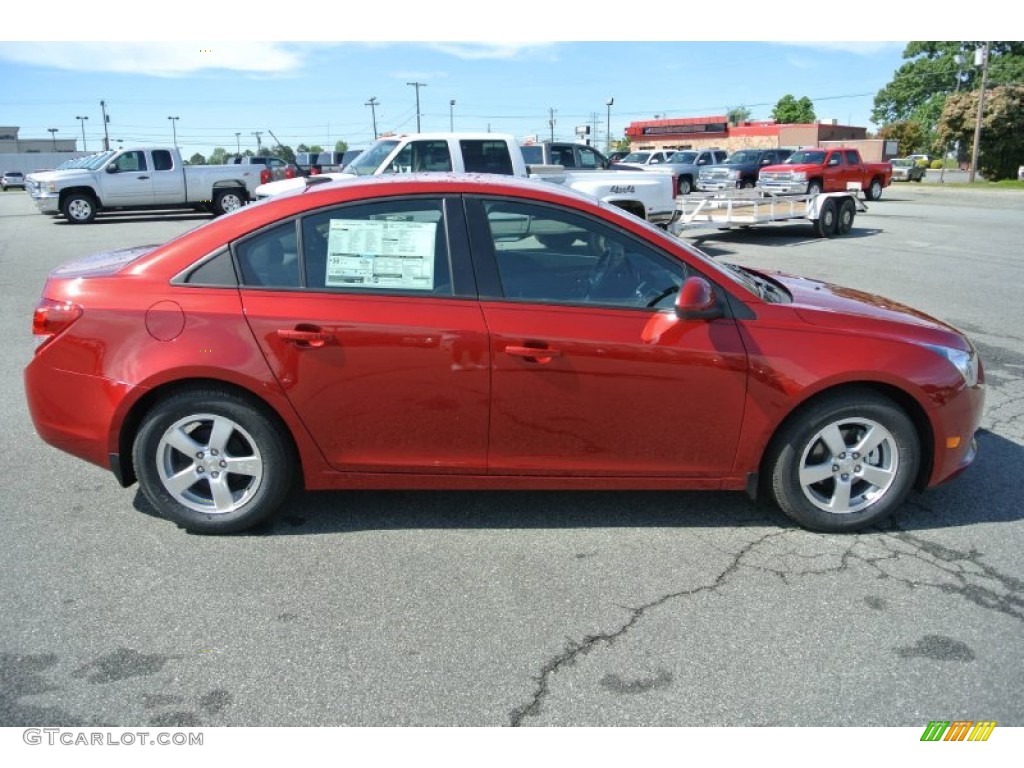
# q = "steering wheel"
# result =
<box><xmin>585</xmin><ymin>242</ymin><xmax>641</xmax><ymax>303</ymax></box>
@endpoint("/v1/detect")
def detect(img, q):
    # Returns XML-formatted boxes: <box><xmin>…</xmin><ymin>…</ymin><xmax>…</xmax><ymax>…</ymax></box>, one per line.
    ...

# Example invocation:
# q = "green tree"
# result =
<box><xmin>877</xmin><ymin>121</ymin><xmax>927</xmax><ymax>156</ymax></box>
<box><xmin>334</xmin><ymin>140</ymin><xmax>349</xmax><ymax>153</ymax></box>
<box><xmin>309</xmin><ymin>145</ymin><xmax>324</xmax><ymax>154</ymax></box>
<box><xmin>873</xmin><ymin>42</ymin><xmax>1024</xmax><ymax>127</ymax></box>
<box><xmin>296</xmin><ymin>143</ymin><xmax>309</xmax><ymax>153</ymax></box>
<box><xmin>207</xmin><ymin>147</ymin><xmax>229</xmax><ymax>165</ymax></box>
<box><xmin>188</xmin><ymin>152</ymin><xmax>206</xmax><ymax>165</ymax></box>
<box><xmin>266</xmin><ymin>144</ymin><xmax>296</xmax><ymax>164</ymax></box>
<box><xmin>938</xmin><ymin>84</ymin><xmax>1024</xmax><ymax>181</ymax></box>
<box><xmin>611</xmin><ymin>137</ymin><xmax>631</xmax><ymax>152</ymax></box>
<box><xmin>772</xmin><ymin>95</ymin><xmax>816</xmax><ymax>124</ymax></box>
<box><xmin>727</xmin><ymin>105</ymin><xmax>752</xmax><ymax>125</ymax></box>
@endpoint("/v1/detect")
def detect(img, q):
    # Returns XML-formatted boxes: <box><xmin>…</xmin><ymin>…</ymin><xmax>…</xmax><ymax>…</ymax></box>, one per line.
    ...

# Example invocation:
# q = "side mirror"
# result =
<box><xmin>675</xmin><ymin>276</ymin><xmax>723</xmax><ymax>320</ymax></box>
<box><xmin>105</xmin><ymin>164</ymin><xmax>118</xmax><ymax>174</ymax></box>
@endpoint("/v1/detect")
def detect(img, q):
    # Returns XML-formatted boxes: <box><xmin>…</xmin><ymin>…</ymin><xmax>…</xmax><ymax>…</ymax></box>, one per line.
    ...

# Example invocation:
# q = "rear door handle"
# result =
<box><xmin>137</xmin><ymin>175</ymin><xmax>150</xmax><ymax>180</ymax></box>
<box><xmin>277</xmin><ymin>328</ymin><xmax>332</xmax><ymax>348</ymax></box>
<box><xmin>504</xmin><ymin>344</ymin><xmax>561</xmax><ymax>362</ymax></box>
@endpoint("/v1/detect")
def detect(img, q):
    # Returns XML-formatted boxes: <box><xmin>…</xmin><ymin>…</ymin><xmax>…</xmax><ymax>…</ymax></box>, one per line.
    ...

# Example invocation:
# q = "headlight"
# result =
<box><xmin>923</xmin><ymin>344</ymin><xmax>980</xmax><ymax>387</ymax></box>
<box><xmin>791</xmin><ymin>171</ymin><xmax>807</xmax><ymax>181</ymax></box>
<box><xmin>45</xmin><ymin>182</ymin><xmax>58</xmax><ymax>193</ymax></box>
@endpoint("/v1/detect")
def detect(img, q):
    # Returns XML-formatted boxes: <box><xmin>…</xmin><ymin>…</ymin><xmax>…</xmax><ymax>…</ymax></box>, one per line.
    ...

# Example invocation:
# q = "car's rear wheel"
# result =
<box><xmin>62</xmin><ymin>193</ymin><xmax>97</xmax><ymax>224</ymax></box>
<box><xmin>766</xmin><ymin>390</ymin><xmax>920</xmax><ymax>532</ymax></box>
<box><xmin>865</xmin><ymin>178</ymin><xmax>884</xmax><ymax>201</ymax></box>
<box><xmin>133</xmin><ymin>388</ymin><xmax>295</xmax><ymax>534</ymax></box>
<box><xmin>213</xmin><ymin>188</ymin><xmax>245</xmax><ymax>216</ymax></box>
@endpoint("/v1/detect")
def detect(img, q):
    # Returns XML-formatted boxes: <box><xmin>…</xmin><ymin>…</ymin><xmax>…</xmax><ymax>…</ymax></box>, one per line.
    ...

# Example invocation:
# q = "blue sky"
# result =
<box><xmin>0</xmin><ymin>8</ymin><xmax>976</xmax><ymax>159</ymax></box>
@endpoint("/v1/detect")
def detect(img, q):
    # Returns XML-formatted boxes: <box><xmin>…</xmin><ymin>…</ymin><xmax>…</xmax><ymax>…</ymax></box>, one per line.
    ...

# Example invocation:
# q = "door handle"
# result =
<box><xmin>504</xmin><ymin>344</ymin><xmax>561</xmax><ymax>362</ymax></box>
<box><xmin>277</xmin><ymin>328</ymin><xmax>332</xmax><ymax>348</ymax></box>
<box><xmin>137</xmin><ymin>175</ymin><xmax>150</xmax><ymax>180</ymax></box>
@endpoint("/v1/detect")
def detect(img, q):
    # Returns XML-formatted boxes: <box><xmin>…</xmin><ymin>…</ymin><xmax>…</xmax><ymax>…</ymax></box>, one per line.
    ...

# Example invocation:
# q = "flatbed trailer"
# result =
<box><xmin>668</xmin><ymin>188</ymin><xmax>868</xmax><ymax>241</ymax></box>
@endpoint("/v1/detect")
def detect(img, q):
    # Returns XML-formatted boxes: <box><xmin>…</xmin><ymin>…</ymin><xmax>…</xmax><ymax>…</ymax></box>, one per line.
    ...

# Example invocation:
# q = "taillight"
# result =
<box><xmin>260</xmin><ymin>168</ymin><xmax>271</xmax><ymax>185</ymax></box>
<box><xmin>310</xmin><ymin>167</ymin><xmax>320</xmax><ymax>175</ymax></box>
<box><xmin>32</xmin><ymin>298</ymin><xmax>82</xmax><ymax>351</ymax></box>
<box><xmin>285</xmin><ymin>166</ymin><xmax>296</xmax><ymax>179</ymax></box>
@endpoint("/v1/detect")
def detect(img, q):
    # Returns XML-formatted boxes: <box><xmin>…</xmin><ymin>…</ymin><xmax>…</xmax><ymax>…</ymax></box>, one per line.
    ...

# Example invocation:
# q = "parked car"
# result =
<box><xmin>225</xmin><ymin>155</ymin><xmax>298</xmax><ymax>183</ymax></box>
<box><xmin>696</xmin><ymin>148</ymin><xmax>794</xmax><ymax>191</ymax></box>
<box><xmin>25</xmin><ymin>174</ymin><xmax>984</xmax><ymax>535</ymax></box>
<box><xmin>613</xmin><ymin>149</ymin><xmax>677</xmax><ymax>168</ymax></box>
<box><xmin>519</xmin><ymin>141</ymin><xmax>614</xmax><ymax>169</ymax></box>
<box><xmin>606</xmin><ymin>150</ymin><xmax>630</xmax><ymax>164</ymax></box>
<box><xmin>637</xmin><ymin>149</ymin><xmax>730</xmax><ymax>195</ymax></box>
<box><xmin>758</xmin><ymin>148</ymin><xmax>893</xmax><ymax>200</ymax></box>
<box><xmin>891</xmin><ymin>158</ymin><xmax>927</xmax><ymax>182</ymax></box>
<box><xmin>907</xmin><ymin>154</ymin><xmax>930</xmax><ymax>166</ymax></box>
<box><xmin>1</xmin><ymin>171</ymin><xmax>25</xmax><ymax>190</ymax></box>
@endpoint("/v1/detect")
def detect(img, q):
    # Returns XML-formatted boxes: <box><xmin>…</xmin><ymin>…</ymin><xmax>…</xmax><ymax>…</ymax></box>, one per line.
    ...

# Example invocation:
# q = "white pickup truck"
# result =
<box><xmin>253</xmin><ymin>133</ymin><xmax>678</xmax><ymax>226</ymax></box>
<box><xmin>26</xmin><ymin>147</ymin><xmax>263</xmax><ymax>224</ymax></box>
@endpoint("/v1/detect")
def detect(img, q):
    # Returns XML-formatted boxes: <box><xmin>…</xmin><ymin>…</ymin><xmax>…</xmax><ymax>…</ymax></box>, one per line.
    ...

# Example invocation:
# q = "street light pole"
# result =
<box><xmin>75</xmin><ymin>115</ymin><xmax>89</xmax><ymax>151</ymax></box>
<box><xmin>450</xmin><ymin>99</ymin><xmax>456</xmax><ymax>132</ymax></box>
<box><xmin>167</xmin><ymin>116</ymin><xmax>180</xmax><ymax>149</ymax></box>
<box><xmin>47</xmin><ymin>128</ymin><xmax>58</xmax><ymax>150</ymax></box>
<box><xmin>605</xmin><ymin>97</ymin><xmax>614</xmax><ymax>152</ymax></box>
<box><xmin>968</xmin><ymin>42</ymin><xmax>990</xmax><ymax>184</ymax></box>
<box><xmin>235</xmin><ymin>132</ymin><xmax>241</xmax><ymax>155</ymax></box>
<box><xmin>365</xmin><ymin>97</ymin><xmax>379</xmax><ymax>139</ymax></box>
<box><xmin>940</xmin><ymin>53</ymin><xmax>965</xmax><ymax>184</ymax></box>
<box><xmin>99</xmin><ymin>99</ymin><xmax>110</xmax><ymax>150</ymax></box>
<box><xmin>252</xmin><ymin>131</ymin><xmax>263</xmax><ymax>153</ymax></box>
<box><xmin>407</xmin><ymin>82</ymin><xmax>426</xmax><ymax>132</ymax></box>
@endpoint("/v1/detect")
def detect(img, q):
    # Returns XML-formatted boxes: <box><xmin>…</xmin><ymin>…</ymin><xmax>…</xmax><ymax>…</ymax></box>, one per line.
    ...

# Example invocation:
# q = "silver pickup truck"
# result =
<box><xmin>27</xmin><ymin>147</ymin><xmax>263</xmax><ymax>224</ymax></box>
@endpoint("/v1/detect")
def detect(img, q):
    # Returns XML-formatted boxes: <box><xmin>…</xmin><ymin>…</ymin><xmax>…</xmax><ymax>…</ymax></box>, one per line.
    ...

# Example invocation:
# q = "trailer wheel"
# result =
<box><xmin>815</xmin><ymin>198</ymin><xmax>837</xmax><ymax>238</ymax></box>
<box><xmin>836</xmin><ymin>198</ymin><xmax>856</xmax><ymax>235</ymax></box>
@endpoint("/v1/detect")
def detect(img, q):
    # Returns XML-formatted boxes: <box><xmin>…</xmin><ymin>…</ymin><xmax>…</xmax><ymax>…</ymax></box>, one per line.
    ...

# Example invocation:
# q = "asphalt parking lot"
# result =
<box><xmin>0</xmin><ymin>184</ymin><xmax>1022</xmax><ymax>728</ymax></box>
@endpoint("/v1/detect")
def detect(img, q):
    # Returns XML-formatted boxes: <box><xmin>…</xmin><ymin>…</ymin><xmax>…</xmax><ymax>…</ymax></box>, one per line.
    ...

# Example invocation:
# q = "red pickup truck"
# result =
<box><xmin>757</xmin><ymin>148</ymin><xmax>893</xmax><ymax>200</ymax></box>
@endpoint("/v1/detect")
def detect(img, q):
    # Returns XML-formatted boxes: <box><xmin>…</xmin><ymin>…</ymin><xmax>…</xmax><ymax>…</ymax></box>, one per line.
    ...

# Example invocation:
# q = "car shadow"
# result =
<box><xmin>54</xmin><ymin>211</ymin><xmax>214</xmax><ymax>225</ymax></box>
<box><xmin>131</xmin><ymin>429</ymin><xmax>1023</xmax><ymax>537</ymax></box>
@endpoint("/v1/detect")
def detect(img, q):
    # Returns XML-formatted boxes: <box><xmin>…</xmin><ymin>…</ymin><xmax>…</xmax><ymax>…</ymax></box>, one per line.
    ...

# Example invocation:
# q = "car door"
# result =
<box><xmin>98</xmin><ymin>150</ymin><xmax>154</xmax><ymax>206</ymax></box>
<box><xmin>237</xmin><ymin>196</ymin><xmax>491</xmax><ymax>474</ymax></box>
<box><xmin>465</xmin><ymin>196</ymin><xmax>749</xmax><ymax>477</ymax></box>
<box><xmin>150</xmin><ymin>149</ymin><xmax>184</xmax><ymax>205</ymax></box>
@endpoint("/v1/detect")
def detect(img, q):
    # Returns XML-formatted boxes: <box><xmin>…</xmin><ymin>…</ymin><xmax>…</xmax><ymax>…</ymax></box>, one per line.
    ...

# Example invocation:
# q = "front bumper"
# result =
<box><xmin>31</xmin><ymin>193</ymin><xmax>61</xmax><ymax>214</ymax></box>
<box><xmin>696</xmin><ymin>180</ymin><xmax>740</xmax><ymax>192</ymax></box>
<box><xmin>757</xmin><ymin>182</ymin><xmax>809</xmax><ymax>195</ymax></box>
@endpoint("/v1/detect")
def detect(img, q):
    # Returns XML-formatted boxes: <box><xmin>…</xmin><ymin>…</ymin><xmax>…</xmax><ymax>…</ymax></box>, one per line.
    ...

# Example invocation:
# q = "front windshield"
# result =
<box><xmin>668</xmin><ymin>151</ymin><xmax>697</xmax><ymax>164</ymax></box>
<box><xmin>786</xmin><ymin>150</ymin><xmax>825</xmax><ymax>164</ymax></box>
<box><xmin>345</xmin><ymin>140</ymin><xmax>399</xmax><ymax>175</ymax></box>
<box><xmin>892</xmin><ymin>158</ymin><xmax>913</xmax><ymax>167</ymax></box>
<box><xmin>621</xmin><ymin>152</ymin><xmax>650</xmax><ymax>163</ymax></box>
<box><xmin>78</xmin><ymin>151</ymin><xmax>117</xmax><ymax>171</ymax></box>
<box><xmin>726</xmin><ymin>150</ymin><xmax>759</xmax><ymax>164</ymax></box>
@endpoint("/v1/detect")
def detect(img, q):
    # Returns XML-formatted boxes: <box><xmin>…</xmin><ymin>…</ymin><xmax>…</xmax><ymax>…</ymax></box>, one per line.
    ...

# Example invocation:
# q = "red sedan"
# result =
<box><xmin>25</xmin><ymin>175</ymin><xmax>984</xmax><ymax>534</ymax></box>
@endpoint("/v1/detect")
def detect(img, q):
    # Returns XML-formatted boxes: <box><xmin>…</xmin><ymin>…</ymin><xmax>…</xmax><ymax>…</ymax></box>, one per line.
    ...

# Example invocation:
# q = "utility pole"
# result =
<box><xmin>47</xmin><ymin>128</ymin><xmax>58</xmax><ymax>150</ymax></box>
<box><xmin>235</xmin><ymin>132</ymin><xmax>241</xmax><ymax>155</ymax></box>
<box><xmin>75</xmin><ymin>115</ymin><xmax>89</xmax><ymax>151</ymax></box>
<box><xmin>969</xmin><ymin>42</ymin><xmax>990</xmax><ymax>184</ymax></box>
<box><xmin>365</xmin><ymin>97</ymin><xmax>379</xmax><ymax>139</ymax></box>
<box><xmin>606</xmin><ymin>97</ymin><xmax>614</xmax><ymax>152</ymax></box>
<box><xmin>167</xmin><ymin>116</ymin><xmax>180</xmax><ymax>149</ymax></box>
<box><xmin>548</xmin><ymin>108</ymin><xmax>556</xmax><ymax>142</ymax></box>
<box><xmin>407</xmin><ymin>82</ymin><xmax>426</xmax><ymax>132</ymax></box>
<box><xmin>449</xmin><ymin>99</ymin><xmax>456</xmax><ymax>132</ymax></box>
<box><xmin>252</xmin><ymin>131</ymin><xmax>263</xmax><ymax>153</ymax></box>
<box><xmin>100</xmin><ymin>99</ymin><xmax>110</xmax><ymax>150</ymax></box>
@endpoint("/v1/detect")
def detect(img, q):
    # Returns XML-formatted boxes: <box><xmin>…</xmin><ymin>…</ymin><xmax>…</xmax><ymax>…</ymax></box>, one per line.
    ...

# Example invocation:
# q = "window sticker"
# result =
<box><xmin>325</xmin><ymin>219</ymin><xmax>437</xmax><ymax>290</ymax></box>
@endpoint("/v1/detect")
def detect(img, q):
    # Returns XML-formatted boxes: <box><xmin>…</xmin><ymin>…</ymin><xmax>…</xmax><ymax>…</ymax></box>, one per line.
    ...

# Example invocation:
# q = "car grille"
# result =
<box><xmin>759</xmin><ymin>171</ymin><xmax>797</xmax><ymax>183</ymax></box>
<box><xmin>701</xmin><ymin>169</ymin><xmax>733</xmax><ymax>181</ymax></box>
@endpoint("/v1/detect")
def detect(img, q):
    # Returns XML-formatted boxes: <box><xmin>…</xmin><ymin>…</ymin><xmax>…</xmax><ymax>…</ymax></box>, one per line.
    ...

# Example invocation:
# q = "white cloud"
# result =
<box><xmin>776</xmin><ymin>41</ymin><xmax>907</xmax><ymax>56</ymax></box>
<box><xmin>0</xmin><ymin>42</ymin><xmax>305</xmax><ymax>77</ymax></box>
<box><xmin>425</xmin><ymin>42</ymin><xmax>556</xmax><ymax>60</ymax></box>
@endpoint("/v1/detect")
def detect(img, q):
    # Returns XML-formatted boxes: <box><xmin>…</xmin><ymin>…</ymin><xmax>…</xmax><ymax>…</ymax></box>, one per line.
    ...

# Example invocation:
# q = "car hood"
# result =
<box><xmin>770</xmin><ymin>272</ymin><xmax>970</xmax><ymax>349</ymax></box>
<box><xmin>254</xmin><ymin>172</ymin><xmax>356</xmax><ymax>198</ymax></box>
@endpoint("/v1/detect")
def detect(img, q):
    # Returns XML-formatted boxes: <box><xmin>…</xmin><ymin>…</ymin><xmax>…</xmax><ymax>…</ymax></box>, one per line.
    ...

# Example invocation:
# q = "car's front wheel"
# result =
<box><xmin>133</xmin><ymin>388</ymin><xmax>295</xmax><ymax>533</ymax></box>
<box><xmin>62</xmin><ymin>193</ymin><xmax>97</xmax><ymax>224</ymax></box>
<box><xmin>766</xmin><ymin>390</ymin><xmax>920</xmax><ymax>532</ymax></box>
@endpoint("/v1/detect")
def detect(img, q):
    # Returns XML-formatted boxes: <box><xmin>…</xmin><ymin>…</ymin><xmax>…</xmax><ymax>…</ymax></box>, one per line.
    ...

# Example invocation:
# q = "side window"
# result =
<box><xmin>482</xmin><ymin>200</ymin><xmax>688</xmax><ymax>309</ymax></box>
<box><xmin>460</xmin><ymin>139</ymin><xmax>514</xmax><ymax>175</ymax></box>
<box><xmin>827</xmin><ymin>152</ymin><xmax>843</xmax><ymax>166</ymax></box>
<box><xmin>578</xmin><ymin>147</ymin><xmax>601</xmax><ymax>169</ymax></box>
<box><xmin>235</xmin><ymin>222</ymin><xmax>300</xmax><ymax>288</ymax></box>
<box><xmin>300</xmin><ymin>199</ymin><xmax>451</xmax><ymax>295</ymax></box>
<box><xmin>113</xmin><ymin>151</ymin><xmax>147</xmax><ymax>172</ymax></box>
<box><xmin>845</xmin><ymin>150</ymin><xmax>861</xmax><ymax>165</ymax></box>
<box><xmin>152</xmin><ymin>150</ymin><xmax>174</xmax><ymax>171</ymax></box>
<box><xmin>385</xmin><ymin>141</ymin><xmax>452</xmax><ymax>173</ymax></box>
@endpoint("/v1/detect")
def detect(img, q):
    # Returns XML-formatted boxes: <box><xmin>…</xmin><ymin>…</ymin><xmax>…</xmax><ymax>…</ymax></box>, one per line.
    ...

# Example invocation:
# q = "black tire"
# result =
<box><xmin>836</xmin><ymin>197</ymin><xmax>856</xmax><ymax>235</ymax></box>
<box><xmin>765</xmin><ymin>390</ymin><xmax>920</xmax><ymax>533</ymax></box>
<box><xmin>740</xmin><ymin>179</ymin><xmax>755</xmax><ymax>189</ymax></box>
<box><xmin>814</xmin><ymin>198</ymin><xmax>837</xmax><ymax>238</ymax></box>
<box><xmin>133</xmin><ymin>388</ymin><xmax>295</xmax><ymax>534</ymax></box>
<box><xmin>865</xmin><ymin>177</ymin><xmax>884</xmax><ymax>201</ymax></box>
<box><xmin>677</xmin><ymin>176</ymin><xmax>693</xmax><ymax>196</ymax></box>
<box><xmin>806</xmin><ymin>180</ymin><xmax>823</xmax><ymax>196</ymax></box>
<box><xmin>213</xmin><ymin>188</ymin><xmax>246</xmax><ymax>216</ymax></box>
<box><xmin>61</xmin><ymin>192</ymin><xmax>97</xmax><ymax>224</ymax></box>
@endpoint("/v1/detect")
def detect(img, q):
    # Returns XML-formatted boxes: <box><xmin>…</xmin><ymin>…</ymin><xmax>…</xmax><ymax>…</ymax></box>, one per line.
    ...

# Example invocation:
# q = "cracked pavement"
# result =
<box><xmin>1</xmin><ymin>187</ymin><xmax>1022</xmax><ymax>727</ymax></box>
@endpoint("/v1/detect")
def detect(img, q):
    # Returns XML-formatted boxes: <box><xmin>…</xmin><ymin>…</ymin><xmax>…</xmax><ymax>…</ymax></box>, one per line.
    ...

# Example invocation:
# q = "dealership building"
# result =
<box><xmin>624</xmin><ymin>116</ymin><xmax>896</xmax><ymax>161</ymax></box>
